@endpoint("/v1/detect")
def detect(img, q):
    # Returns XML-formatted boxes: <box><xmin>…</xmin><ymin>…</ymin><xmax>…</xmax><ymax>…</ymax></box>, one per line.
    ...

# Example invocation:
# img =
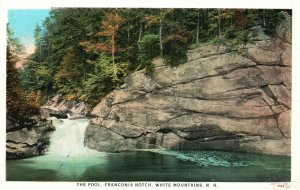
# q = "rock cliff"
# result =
<box><xmin>41</xmin><ymin>95</ymin><xmax>88</xmax><ymax>119</ymax></box>
<box><xmin>6</xmin><ymin>115</ymin><xmax>55</xmax><ymax>159</ymax></box>
<box><xmin>85</xmin><ymin>12</ymin><xmax>291</xmax><ymax>155</ymax></box>
<box><xmin>6</xmin><ymin>95</ymin><xmax>89</xmax><ymax>159</ymax></box>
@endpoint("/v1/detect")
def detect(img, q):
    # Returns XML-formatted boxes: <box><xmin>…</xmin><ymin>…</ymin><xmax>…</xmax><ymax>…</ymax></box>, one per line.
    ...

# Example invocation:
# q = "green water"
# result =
<box><xmin>6</xmin><ymin>150</ymin><xmax>290</xmax><ymax>182</ymax></box>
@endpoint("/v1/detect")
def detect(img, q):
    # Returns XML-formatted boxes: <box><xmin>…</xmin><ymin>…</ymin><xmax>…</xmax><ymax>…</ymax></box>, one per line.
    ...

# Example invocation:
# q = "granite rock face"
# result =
<box><xmin>41</xmin><ymin>95</ymin><xmax>88</xmax><ymax>119</ymax></box>
<box><xmin>6</xmin><ymin>116</ymin><xmax>55</xmax><ymax>160</ymax></box>
<box><xmin>85</xmin><ymin>12</ymin><xmax>292</xmax><ymax>155</ymax></box>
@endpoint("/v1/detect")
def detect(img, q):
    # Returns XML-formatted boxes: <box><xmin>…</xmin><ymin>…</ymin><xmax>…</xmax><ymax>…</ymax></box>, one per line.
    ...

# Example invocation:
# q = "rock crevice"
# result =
<box><xmin>6</xmin><ymin>118</ymin><xmax>55</xmax><ymax>159</ymax></box>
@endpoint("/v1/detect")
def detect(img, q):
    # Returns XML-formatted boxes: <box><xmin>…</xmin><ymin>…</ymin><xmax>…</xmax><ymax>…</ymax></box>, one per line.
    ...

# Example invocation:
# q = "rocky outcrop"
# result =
<box><xmin>7</xmin><ymin>94</ymin><xmax>89</xmax><ymax>159</ymax></box>
<box><xmin>41</xmin><ymin>95</ymin><xmax>88</xmax><ymax>119</ymax></box>
<box><xmin>85</xmin><ymin>12</ymin><xmax>292</xmax><ymax>155</ymax></box>
<box><xmin>6</xmin><ymin>115</ymin><xmax>55</xmax><ymax>159</ymax></box>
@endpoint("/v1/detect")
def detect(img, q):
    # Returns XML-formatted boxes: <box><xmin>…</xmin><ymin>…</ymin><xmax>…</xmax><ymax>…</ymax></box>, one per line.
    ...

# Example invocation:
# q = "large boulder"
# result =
<box><xmin>85</xmin><ymin>12</ymin><xmax>291</xmax><ymax>156</ymax></box>
<box><xmin>41</xmin><ymin>95</ymin><xmax>88</xmax><ymax>119</ymax></box>
<box><xmin>6</xmin><ymin>117</ymin><xmax>55</xmax><ymax>159</ymax></box>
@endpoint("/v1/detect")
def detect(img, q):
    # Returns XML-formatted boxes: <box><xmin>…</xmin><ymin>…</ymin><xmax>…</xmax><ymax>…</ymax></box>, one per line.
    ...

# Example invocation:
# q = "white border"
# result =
<box><xmin>1</xmin><ymin>0</ymin><xmax>300</xmax><ymax>190</ymax></box>
<box><xmin>3</xmin><ymin>0</ymin><xmax>294</xmax><ymax>9</ymax></box>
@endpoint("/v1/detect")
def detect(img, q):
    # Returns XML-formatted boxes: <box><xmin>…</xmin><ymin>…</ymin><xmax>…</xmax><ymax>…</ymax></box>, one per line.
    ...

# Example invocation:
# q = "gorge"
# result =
<box><xmin>6</xmin><ymin>11</ymin><xmax>292</xmax><ymax>159</ymax></box>
<box><xmin>6</xmin><ymin>10</ymin><xmax>292</xmax><ymax>182</ymax></box>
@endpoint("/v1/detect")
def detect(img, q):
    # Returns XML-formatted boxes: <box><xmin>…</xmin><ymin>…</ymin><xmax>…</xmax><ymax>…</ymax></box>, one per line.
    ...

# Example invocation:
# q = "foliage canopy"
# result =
<box><xmin>14</xmin><ymin>8</ymin><xmax>287</xmax><ymax>106</ymax></box>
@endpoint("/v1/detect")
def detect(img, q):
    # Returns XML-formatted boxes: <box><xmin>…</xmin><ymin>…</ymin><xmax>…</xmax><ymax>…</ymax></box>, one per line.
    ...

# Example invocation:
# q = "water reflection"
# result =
<box><xmin>8</xmin><ymin>153</ymin><xmax>107</xmax><ymax>180</ymax></box>
<box><xmin>6</xmin><ymin>150</ymin><xmax>291</xmax><ymax>182</ymax></box>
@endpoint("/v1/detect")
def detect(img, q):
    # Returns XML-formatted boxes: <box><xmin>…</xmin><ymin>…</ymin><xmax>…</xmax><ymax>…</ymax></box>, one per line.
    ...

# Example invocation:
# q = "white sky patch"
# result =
<box><xmin>21</xmin><ymin>37</ymin><xmax>35</xmax><ymax>54</ymax></box>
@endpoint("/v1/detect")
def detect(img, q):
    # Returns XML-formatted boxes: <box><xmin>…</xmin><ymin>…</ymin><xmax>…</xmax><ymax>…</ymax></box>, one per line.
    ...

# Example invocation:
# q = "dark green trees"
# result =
<box><xmin>17</xmin><ymin>8</ymin><xmax>286</xmax><ymax>106</ymax></box>
<box><xmin>7</xmin><ymin>45</ymin><xmax>40</xmax><ymax>127</ymax></box>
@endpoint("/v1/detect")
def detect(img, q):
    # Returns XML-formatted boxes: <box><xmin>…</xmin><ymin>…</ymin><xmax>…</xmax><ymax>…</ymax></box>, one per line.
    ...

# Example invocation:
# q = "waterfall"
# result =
<box><xmin>48</xmin><ymin>118</ymin><xmax>97</xmax><ymax>157</ymax></box>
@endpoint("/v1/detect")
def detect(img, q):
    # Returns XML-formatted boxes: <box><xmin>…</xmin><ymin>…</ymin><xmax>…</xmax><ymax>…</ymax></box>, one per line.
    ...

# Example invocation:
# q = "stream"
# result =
<box><xmin>6</xmin><ymin>118</ymin><xmax>291</xmax><ymax>181</ymax></box>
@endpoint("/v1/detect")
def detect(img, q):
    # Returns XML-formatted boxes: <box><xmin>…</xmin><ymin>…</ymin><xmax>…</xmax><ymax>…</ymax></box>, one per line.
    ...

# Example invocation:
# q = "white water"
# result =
<box><xmin>19</xmin><ymin>118</ymin><xmax>107</xmax><ymax>179</ymax></box>
<box><xmin>48</xmin><ymin>118</ymin><xmax>97</xmax><ymax>157</ymax></box>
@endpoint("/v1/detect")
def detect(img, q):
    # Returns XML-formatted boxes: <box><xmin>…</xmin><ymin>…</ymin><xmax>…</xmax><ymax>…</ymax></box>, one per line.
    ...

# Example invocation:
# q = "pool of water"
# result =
<box><xmin>6</xmin><ymin>150</ymin><xmax>290</xmax><ymax>182</ymax></box>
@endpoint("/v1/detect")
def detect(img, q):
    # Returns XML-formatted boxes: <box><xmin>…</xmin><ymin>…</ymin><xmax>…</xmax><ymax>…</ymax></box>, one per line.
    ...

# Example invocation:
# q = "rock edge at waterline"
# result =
<box><xmin>6</xmin><ymin>115</ymin><xmax>55</xmax><ymax>160</ymax></box>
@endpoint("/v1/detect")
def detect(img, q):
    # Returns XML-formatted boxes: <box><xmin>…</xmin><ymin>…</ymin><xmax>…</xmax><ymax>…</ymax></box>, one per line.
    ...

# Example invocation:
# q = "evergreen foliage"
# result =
<box><xmin>7</xmin><ymin>46</ymin><xmax>40</xmax><ymax>126</ymax></box>
<box><xmin>13</xmin><ymin>8</ymin><xmax>289</xmax><ymax>105</ymax></box>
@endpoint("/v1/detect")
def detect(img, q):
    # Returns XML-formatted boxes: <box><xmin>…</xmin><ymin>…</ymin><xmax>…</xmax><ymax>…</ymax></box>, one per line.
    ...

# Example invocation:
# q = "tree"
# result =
<box><xmin>234</xmin><ymin>9</ymin><xmax>247</xmax><ymax>31</ymax></box>
<box><xmin>20</xmin><ymin>60</ymin><xmax>52</xmax><ymax>92</ymax></box>
<box><xmin>19</xmin><ymin>8</ymin><xmax>286</xmax><ymax>105</ymax></box>
<box><xmin>53</xmin><ymin>48</ymin><xmax>83</xmax><ymax>97</ymax></box>
<box><xmin>7</xmin><ymin>45</ymin><xmax>39</xmax><ymax>127</ymax></box>
<box><xmin>55</xmin><ymin>49</ymin><xmax>80</xmax><ymax>82</ymax></box>
<box><xmin>7</xmin><ymin>25</ymin><xmax>25</xmax><ymax>55</ymax></box>
<box><xmin>163</xmin><ymin>26</ymin><xmax>192</xmax><ymax>65</ymax></box>
<box><xmin>144</xmin><ymin>9</ymin><xmax>173</xmax><ymax>56</ymax></box>
<box><xmin>217</xmin><ymin>9</ymin><xmax>221</xmax><ymax>37</ymax></box>
<box><xmin>137</xmin><ymin>34</ymin><xmax>160</xmax><ymax>71</ymax></box>
<box><xmin>80</xmin><ymin>10</ymin><xmax>125</xmax><ymax>79</ymax></box>
<box><xmin>196</xmin><ymin>10</ymin><xmax>200</xmax><ymax>44</ymax></box>
<box><xmin>34</xmin><ymin>24</ymin><xmax>44</xmax><ymax>57</ymax></box>
<box><xmin>82</xmin><ymin>54</ymin><xmax>128</xmax><ymax>104</ymax></box>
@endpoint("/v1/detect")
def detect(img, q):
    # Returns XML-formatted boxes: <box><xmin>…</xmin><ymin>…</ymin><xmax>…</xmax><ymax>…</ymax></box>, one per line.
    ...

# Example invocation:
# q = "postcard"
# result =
<box><xmin>1</xmin><ymin>0</ymin><xmax>299</xmax><ymax>190</ymax></box>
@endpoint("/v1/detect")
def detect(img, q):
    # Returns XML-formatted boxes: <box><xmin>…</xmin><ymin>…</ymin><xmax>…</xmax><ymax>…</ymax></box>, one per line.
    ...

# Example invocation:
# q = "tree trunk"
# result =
<box><xmin>218</xmin><ymin>9</ymin><xmax>221</xmax><ymax>38</ymax></box>
<box><xmin>205</xmin><ymin>9</ymin><xmax>208</xmax><ymax>30</ymax></box>
<box><xmin>82</xmin><ymin>49</ymin><xmax>86</xmax><ymax>77</ymax></box>
<box><xmin>263</xmin><ymin>9</ymin><xmax>266</xmax><ymax>28</ymax></box>
<box><xmin>196</xmin><ymin>10</ymin><xmax>200</xmax><ymax>44</ymax></box>
<box><xmin>81</xmin><ymin>36</ymin><xmax>86</xmax><ymax>77</ymax></box>
<box><xmin>112</xmin><ymin>33</ymin><xmax>115</xmax><ymax>66</ymax></box>
<box><xmin>127</xmin><ymin>23</ymin><xmax>130</xmax><ymax>47</ymax></box>
<box><xmin>128</xmin><ymin>30</ymin><xmax>130</xmax><ymax>46</ymax></box>
<box><xmin>159</xmin><ymin>19</ymin><xmax>163</xmax><ymax>56</ymax></box>
<box><xmin>230</xmin><ymin>11</ymin><xmax>233</xmax><ymax>28</ymax></box>
<box><xmin>138</xmin><ymin>24</ymin><xmax>143</xmax><ymax>51</ymax></box>
<box><xmin>241</xmin><ymin>10</ymin><xmax>244</xmax><ymax>30</ymax></box>
<box><xmin>112</xmin><ymin>32</ymin><xmax>117</xmax><ymax>78</ymax></box>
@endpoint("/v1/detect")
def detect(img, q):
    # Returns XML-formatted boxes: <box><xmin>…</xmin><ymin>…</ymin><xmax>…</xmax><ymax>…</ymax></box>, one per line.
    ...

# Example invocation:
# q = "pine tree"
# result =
<box><xmin>34</xmin><ymin>24</ymin><xmax>43</xmax><ymax>57</ymax></box>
